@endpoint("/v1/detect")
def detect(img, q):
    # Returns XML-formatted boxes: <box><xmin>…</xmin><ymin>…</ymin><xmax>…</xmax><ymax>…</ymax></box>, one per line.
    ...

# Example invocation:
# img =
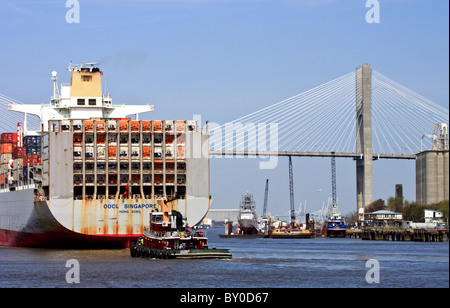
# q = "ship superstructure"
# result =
<box><xmin>0</xmin><ymin>63</ymin><xmax>211</xmax><ymax>247</ymax></box>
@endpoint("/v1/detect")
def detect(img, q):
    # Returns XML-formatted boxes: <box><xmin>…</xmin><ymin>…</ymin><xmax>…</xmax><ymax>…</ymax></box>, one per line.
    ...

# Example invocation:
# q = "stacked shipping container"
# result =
<box><xmin>54</xmin><ymin>119</ymin><xmax>196</xmax><ymax>200</ymax></box>
<box><xmin>0</xmin><ymin>132</ymin><xmax>41</xmax><ymax>185</ymax></box>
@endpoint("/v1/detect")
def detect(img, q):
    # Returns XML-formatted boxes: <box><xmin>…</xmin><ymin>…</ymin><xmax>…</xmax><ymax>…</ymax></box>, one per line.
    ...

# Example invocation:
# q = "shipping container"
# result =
<box><xmin>108</xmin><ymin>147</ymin><xmax>117</xmax><ymax>158</ymax></box>
<box><xmin>85</xmin><ymin>147</ymin><xmax>94</xmax><ymax>159</ymax></box>
<box><xmin>165</xmin><ymin>121</ymin><xmax>174</xmax><ymax>132</ymax></box>
<box><xmin>73</xmin><ymin>134</ymin><xmax>82</xmax><ymax>145</ymax></box>
<box><xmin>154</xmin><ymin>147</ymin><xmax>162</xmax><ymax>160</ymax></box>
<box><xmin>73</xmin><ymin>120</ymin><xmax>82</xmax><ymax>131</ymax></box>
<box><xmin>142</xmin><ymin>134</ymin><xmax>151</xmax><ymax>144</ymax></box>
<box><xmin>97</xmin><ymin>146</ymin><xmax>105</xmax><ymax>159</ymax></box>
<box><xmin>23</xmin><ymin>136</ymin><xmax>41</xmax><ymax>147</ymax></box>
<box><xmin>119</xmin><ymin>120</ymin><xmax>129</xmax><ymax>132</ymax></box>
<box><xmin>131</xmin><ymin>147</ymin><xmax>140</xmax><ymax>159</ymax></box>
<box><xmin>131</xmin><ymin>121</ymin><xmax>140</xmax><ymax>132</ymax></box>
<box><xmin>1</xmin><ymin>133</ymin><xmax>18</xmax><ymax>144</ymax></box>
<box><xmin>131</xmin><ymin>174</ymin><xmax>140</xmax><ymax>184</ymax></box>
<box><xmin>13</xmin><ymin>147</ymin><xmax>27</xmax><ymax>159</ymax></box>
<box><xmin>85</xmin><ymin>120</ymin><xmax>94</xmax><ymax>132</ymax></box>
<box><xmin>24</xmin><ymin>154</ymin><xmax>41</xmax><ymax>166</ymax></box>
<box><xmin>1</xmin><ymin>143</ymin><xmax>13</xmax><ymax>154</ymax></box>
<box><xmin>154</xmin><ymin>121</ymin><xmax>162</xmax><ymax>132</ymax></box>
<box><xmin>107</xmin><ymin>121</ymin><xmax>117</xmax><ymax>131</ymax></box>
<box><xmin>177</xmin><ymin>145</ymin><xmax>185</xmax><ymax>159</ymax></box>
<box><xmin>165</xmin><ymin>135</ymin><xmax>174</xmax><ymax>144</ymax></box>
<box><xmin>26</xmin><ymin>146</ymin><xmax>41</xmax><ymax>155</ymax></box>
<box><xmin>165</xmin><ymin>145</ymin><xmax>174</xmax><ymax>160</ymax></box>
<box><xmin>74</xmin><ymin>147</ymin><xmax>82</xmax><ymax>158</ymax></box>
<box><xmin>61</xmin><ymin>120</ymin><xmax>71</xmax><ymax>131</ymax></box>
<box><xmin>142</xmin><ymin>121</ymin><xmax>151</xmax><ymax>132</ymax></box>
<box><xmin>97</xmin><ymin>134</ymin><xmax>106</xmax><ymax>145</ymax></box>
<box><xmin>142</xmin><ymin>147</ymin><xmax>151</xmax><ymax>159</ymax></box>
<box><xmin>176</xmin><ymin>121</ymin><xmax>185</xmax><ymax>132</ymax></box>
<box><xmin>1</xmin><ymin>153</ymin><xmax>13</xmax><ymax>164</ymax></box>
<box><xmin>119</xmin><ymin>147</ymin><xmax>128</xmax><ymax>159</ymax></box>
<box><xmin>96</xmin><ymin>120</ymin><xmax>105</xmax><ymax>132</ymax></box>
<box><xmin>108</xmin><ymin>134</ymin><xmax>117</xmax><ymax>144</ymax></box>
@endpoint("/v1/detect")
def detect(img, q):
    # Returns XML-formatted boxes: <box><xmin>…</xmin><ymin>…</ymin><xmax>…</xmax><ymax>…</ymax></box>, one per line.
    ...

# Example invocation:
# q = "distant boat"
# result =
<box><xmin>237</xmin><ymin>192</ymin><xmax>259</xmax><ymax>235</ymax></box>
<box><xmin>326</xmin><ymin>215</ymin><xmax>347</xmax><ymax>238</ymax></box>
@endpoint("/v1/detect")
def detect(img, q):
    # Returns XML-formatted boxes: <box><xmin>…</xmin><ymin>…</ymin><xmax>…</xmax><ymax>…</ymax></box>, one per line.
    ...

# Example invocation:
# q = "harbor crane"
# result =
<box><xmin>288</xmin><ymin>156</ymin><xmax>296</xmax><ymax>226</ymax></box>
<box><xmin>263</xmin><ymin>179</ymin><xmax>269</xmax><ymax>218</ymax></box>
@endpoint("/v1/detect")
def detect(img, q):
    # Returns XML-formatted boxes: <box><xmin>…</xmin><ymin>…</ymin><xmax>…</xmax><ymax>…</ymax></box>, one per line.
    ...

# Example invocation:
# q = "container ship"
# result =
<box><xmin>0</xmin><ymin>63</ymin><xmax>211</xmax><ymax>248</ymax></box>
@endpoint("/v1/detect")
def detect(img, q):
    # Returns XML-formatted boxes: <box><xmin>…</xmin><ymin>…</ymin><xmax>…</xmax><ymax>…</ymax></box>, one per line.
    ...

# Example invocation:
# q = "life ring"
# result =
<box><xmin>198</xmin><ymin>230</ymin><xmax>204</xmax><ymax>236</ymax></box>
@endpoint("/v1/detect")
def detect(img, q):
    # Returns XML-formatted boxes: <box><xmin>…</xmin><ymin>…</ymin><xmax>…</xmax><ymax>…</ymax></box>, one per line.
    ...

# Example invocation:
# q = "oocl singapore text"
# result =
<box><xmin>103</xmin><ymin>203</ymin><xmax>154</xmax><ymax>214</ymax></box>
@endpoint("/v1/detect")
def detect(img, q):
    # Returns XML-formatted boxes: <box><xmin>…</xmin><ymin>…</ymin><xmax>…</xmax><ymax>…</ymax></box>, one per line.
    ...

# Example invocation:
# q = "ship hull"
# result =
<box><xmin>0</xmin><ymin>187</ymin><xmax>210</xmax><ymax>248</ymax></box>
<box><xmin>0</xmin><ymin>187</ymin><xmax>138</xmax><ymax>248</ymax></box>
<box><xmin>238</xmin><ymin>218</ymin><xmax>258</xmax><ymax>235</ymax></box>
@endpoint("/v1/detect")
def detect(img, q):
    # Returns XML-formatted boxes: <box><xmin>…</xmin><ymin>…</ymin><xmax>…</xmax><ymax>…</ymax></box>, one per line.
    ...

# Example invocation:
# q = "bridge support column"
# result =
<box><xmin>356</xmin><ymin>64</ymin><xmax>373</xmax><ymax>212</ymax></box>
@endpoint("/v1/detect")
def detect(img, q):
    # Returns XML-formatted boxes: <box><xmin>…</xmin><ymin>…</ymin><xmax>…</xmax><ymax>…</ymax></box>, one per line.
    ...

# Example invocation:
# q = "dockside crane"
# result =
<box><xmin>263</xmin><ymin>179</ymin><xmax>269</xmax><ymax>218</ymax></box>
<box><xmin>288</xmin><ymin>156</ymin><xmax>296</xmax><ymax>226</ymax></box>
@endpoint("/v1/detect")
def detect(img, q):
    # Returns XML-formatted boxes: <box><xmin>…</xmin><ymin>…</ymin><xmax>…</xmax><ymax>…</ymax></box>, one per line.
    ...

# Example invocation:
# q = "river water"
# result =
<box><xmin>0</xmin><ymin>228</ymin><xmax>448</xmax><ymax>289</ymax></box>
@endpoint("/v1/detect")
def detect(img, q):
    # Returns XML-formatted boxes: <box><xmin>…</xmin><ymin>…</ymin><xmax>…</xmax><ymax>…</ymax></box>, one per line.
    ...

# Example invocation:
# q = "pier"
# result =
<box><xmin>346</xmin><ymin>228</ymin><xmax>449</xmax><ymax>242</ymax></box>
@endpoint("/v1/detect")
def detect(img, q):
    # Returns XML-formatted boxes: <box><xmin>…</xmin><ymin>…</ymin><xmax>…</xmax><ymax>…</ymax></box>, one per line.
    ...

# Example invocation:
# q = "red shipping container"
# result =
<box><xmin>1</xmin><ymin>143</ymin><xmax>13</xmax><ymax>154</ymax></box>
<box><xmin>131</xmin><ymin>121</ymin><xmax>140</xmax><ymax>132</ymax></box>
<box><xmin>24</xmin><ymin>154</ymin><xmax>41</xmax><ymax>166</ymax></box>
<box><xmin>13</xmin><ymin>146</ymin><xmax>27</xmax><ymax>159</ymax></box>
<box><xmin>1</xmin><ymin>133</ymin><xmax>18</xmax><ymax>144</ymax></box>
<box><xmin>142</xmin><ymin>121</ymin><xmax>151</xmax><ymax>132</ymax></box>
<box><xmin>119</xmin><ymin>120</ymin><xmax>129</xmax><ymax>132</ymax></box>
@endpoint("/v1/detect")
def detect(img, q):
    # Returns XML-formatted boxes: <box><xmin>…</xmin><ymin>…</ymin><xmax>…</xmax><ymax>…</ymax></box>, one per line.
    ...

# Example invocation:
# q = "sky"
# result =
<box><xmin>0</xmin><ymin>0</ymin><xmax>448</xmax><ymax>217</ymax></box>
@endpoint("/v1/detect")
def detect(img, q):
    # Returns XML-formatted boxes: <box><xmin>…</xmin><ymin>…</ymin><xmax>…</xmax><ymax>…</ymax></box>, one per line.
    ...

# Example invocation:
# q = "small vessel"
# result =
<box><xmin>237</xmin><ymin>192</ymin><xmax>259</xmax><ymax>235</ymax></box>
<box><xmin>130</xmin><ymin>206</ymin><xmax>232</xmax><ymax>259</ymax></box>
<box><xmin>267</xmin><ymin>221</ymin><xmax>313</xmax><ymax>239</ymax></box>
<box><xmin>326</xmin><ymin>215</ymin><xmax>347</xmax><ymax>238</ymax></box>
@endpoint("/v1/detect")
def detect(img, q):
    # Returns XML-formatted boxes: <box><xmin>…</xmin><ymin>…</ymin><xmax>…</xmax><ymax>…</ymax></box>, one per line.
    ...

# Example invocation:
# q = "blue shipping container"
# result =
<box><xmin>23</xmin><ymin>136</ymin><xmax>41</xmax><ymax>147</ymax></box>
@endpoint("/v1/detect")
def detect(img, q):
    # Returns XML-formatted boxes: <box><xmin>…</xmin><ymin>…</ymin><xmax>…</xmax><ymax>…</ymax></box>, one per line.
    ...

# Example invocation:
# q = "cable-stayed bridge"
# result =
<box><xmin>1</xmin><ymin>64</ymin><xmax>448</xmax><ymax>212</ymax></box>
<box><xmin>209</xmin><ymin>64</ymin><xmax>449</xmax><ymax>210</ymax></box>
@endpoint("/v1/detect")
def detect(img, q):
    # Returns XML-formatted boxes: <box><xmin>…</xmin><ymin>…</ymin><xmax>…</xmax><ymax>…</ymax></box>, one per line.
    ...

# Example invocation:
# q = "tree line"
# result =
<box><xmin>345</xmin><ymin>199</ymin><xmax>449</xmax><ymax>224</ymax></box>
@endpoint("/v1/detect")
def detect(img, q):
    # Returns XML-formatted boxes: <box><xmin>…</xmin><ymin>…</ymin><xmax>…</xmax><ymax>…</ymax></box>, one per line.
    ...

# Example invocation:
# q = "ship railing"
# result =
<box><xmin>15</xmin><ymin>183</ymin><xmax>36</xmax><ymax>191</ymax></box>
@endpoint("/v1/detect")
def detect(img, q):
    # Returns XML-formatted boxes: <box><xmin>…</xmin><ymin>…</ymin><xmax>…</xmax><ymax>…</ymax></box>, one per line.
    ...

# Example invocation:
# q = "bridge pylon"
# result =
<box><xmin>356</xmin><ymin>64</ymin><xmax>373</xmax><ymax>212</ymax></box>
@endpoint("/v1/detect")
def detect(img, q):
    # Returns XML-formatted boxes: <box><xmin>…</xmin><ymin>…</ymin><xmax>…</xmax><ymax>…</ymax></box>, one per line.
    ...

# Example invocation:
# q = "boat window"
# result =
<box><xmin>77</xmin><ymin>99</ymin><xmax>85</xmax><ymax>106</ymax></box>
<box><xmin>152</xmin><ymin>215</ymin><xmax>163</xmax><ymax>223</ymax></box>
<box><xmin>81</xmin><ymin>75</ymin><xmax>92</xmax><ymax>82</ymax></box>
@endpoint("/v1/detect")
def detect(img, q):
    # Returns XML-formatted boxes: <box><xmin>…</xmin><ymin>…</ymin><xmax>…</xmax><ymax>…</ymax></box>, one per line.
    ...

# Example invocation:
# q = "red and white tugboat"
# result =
<box><xmin>130</xmin><ymin>210</ymin><xmax>232</xmax><ymax>259</ymax></box>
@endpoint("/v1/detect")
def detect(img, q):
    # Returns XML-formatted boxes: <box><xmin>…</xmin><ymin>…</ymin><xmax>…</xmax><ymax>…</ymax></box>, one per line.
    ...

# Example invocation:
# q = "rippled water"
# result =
<box><xmin>0</xmin><ymin>228</ymin><xmax>448</xmax><ymax>288</ymax></box>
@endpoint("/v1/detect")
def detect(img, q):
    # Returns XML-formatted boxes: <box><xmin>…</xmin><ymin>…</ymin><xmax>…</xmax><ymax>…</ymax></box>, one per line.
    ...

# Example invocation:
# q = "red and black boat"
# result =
<box><xmin>130</xmin><ymin>210</ymin><xmax>232</xmax><ymax>259</ymax></box>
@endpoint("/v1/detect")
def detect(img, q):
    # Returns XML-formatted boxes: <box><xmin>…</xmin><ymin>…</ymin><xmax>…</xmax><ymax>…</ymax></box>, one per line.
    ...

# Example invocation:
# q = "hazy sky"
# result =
<box><xmin>0</xmin><ymin>0</ymin><xmax>448</xmax><ymax>217</ymax></box>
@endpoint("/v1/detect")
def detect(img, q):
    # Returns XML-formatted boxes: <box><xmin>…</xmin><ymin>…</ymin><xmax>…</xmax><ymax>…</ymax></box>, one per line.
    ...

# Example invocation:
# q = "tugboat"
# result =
<box><xmin>130</xmin><ymin>207</ymin><xmax>232</xmax><ymax>259</ymax></box>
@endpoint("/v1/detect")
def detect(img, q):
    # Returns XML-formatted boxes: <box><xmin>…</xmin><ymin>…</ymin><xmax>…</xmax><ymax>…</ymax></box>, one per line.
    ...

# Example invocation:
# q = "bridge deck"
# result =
<box><xmin>209</xmin><ymin>150</ymin><xmax>416</xmax><ymax>160</ymax></box>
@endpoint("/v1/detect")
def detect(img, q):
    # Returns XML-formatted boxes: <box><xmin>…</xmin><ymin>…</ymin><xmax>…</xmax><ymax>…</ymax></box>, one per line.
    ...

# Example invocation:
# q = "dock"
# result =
<box><xmin>346</xmin><ymin>228</ymin><xmax>449</xmax><ymax>242</ymax></box>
